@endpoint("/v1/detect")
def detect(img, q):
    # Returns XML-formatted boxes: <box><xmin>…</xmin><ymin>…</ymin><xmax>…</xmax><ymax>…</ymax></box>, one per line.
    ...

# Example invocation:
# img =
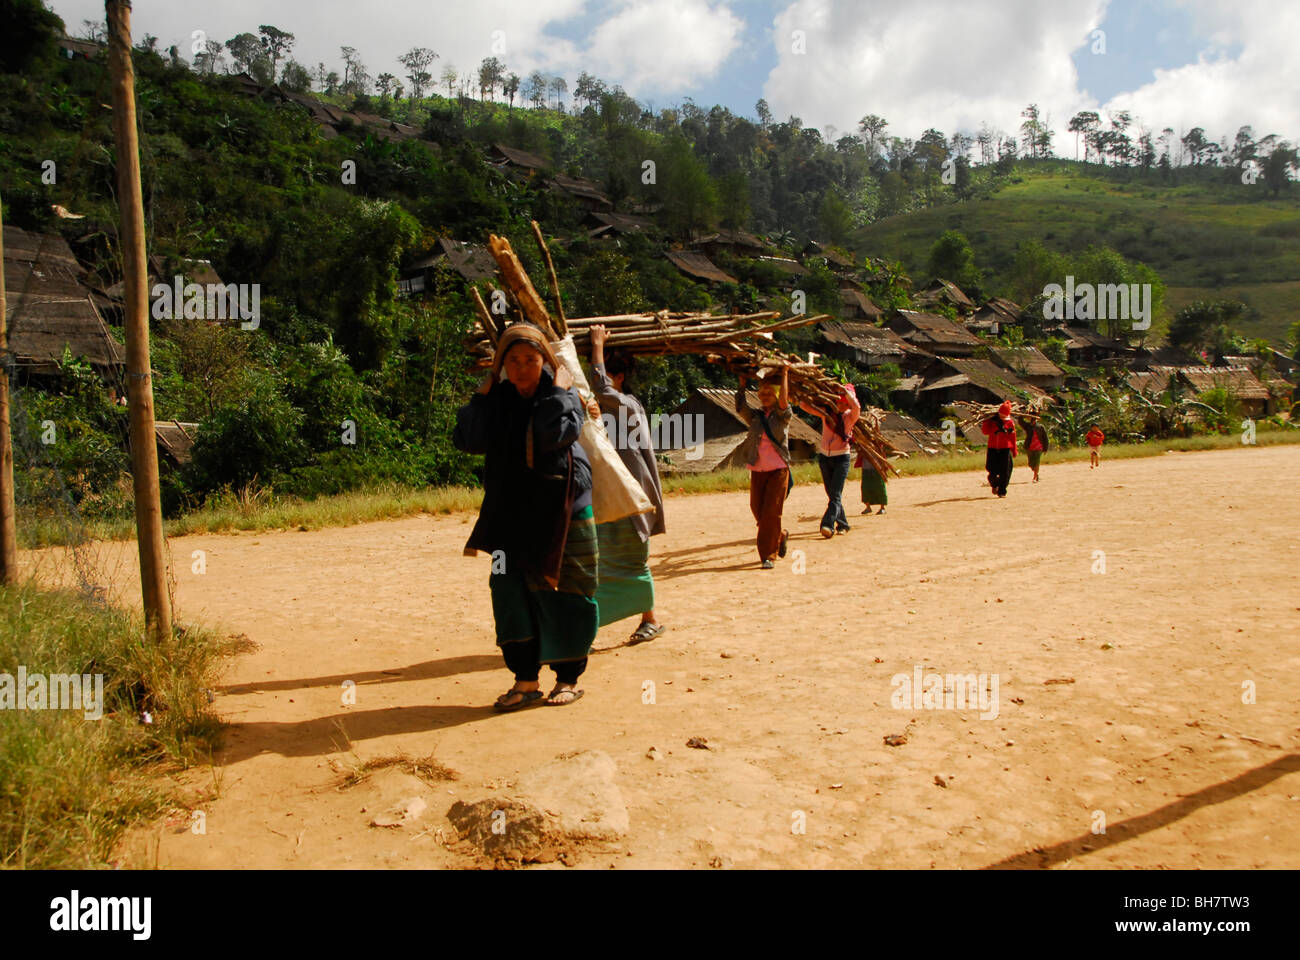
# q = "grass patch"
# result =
<box><xmin>0</xmin><ymin>582</ymin><xmax>225</xmax><ymax>869</ymax></box>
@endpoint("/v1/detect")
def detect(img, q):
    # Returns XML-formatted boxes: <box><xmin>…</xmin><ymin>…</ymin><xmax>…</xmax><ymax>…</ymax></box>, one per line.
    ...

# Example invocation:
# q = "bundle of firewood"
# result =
<box><xmin>469</xmin><ymin>223</ymin><xmax>897</xmax><ymax>478</ymax></box>
<box><xmin>948</xmin><ymin>398</ymin><xmax>1051</xmax><ymax>431</ymax></box>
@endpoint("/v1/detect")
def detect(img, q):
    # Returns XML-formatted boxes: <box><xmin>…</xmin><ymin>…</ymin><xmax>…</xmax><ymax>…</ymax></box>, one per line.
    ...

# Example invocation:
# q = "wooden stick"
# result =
<box><xmin>469</xmin><ymin>286</ymin><xmax>498</xmax><ymax>348</ymax></box>
<box><xmin>530</xmin><ymin>220</ymin><xmax>566</xmax><ymax>337</ymax></box>
<box><xmin>107</xmin><ymin>0</ymin><xmax>172</xmax><ymax>643</ymax></box>
<box><xmin>0</xmin><ymin>195</ymin><xmax>16</xmax><ymax>584</ymax></box>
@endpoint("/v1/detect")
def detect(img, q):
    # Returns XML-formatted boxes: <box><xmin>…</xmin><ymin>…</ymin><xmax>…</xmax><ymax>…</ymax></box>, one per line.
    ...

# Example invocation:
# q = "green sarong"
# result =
<box><xmin>595</xmin><ymin>516</ymin><xmax>655</xmax><ymax>627</ymax></box>
<box><xmin>1027</xmin><ymin>450</ymin><xmax>1042</xmax><ymax>470</ymax></box>
<box><xmin>489</xmin><ymin>506</ymin><xmax>598</xmax><ymax>663</ymax></box>
<box><xmin>860</xmin><ymin>465</ymin><xmax>888</xmax><ymax>506</ymax></box>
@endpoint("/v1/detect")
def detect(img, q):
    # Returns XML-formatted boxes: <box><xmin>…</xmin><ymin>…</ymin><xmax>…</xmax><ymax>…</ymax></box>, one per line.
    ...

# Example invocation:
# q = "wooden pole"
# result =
<box><xmin>530</xmin><ymin>220</ymin><xmax>566</xmax><ymax>337</ymax></box>
<box><xmin>0</xmin><ymin>196</ymin><xmax>17</xmax><ymax>584</ymax></box>
<box><xmin>106</xmin><ymin>0</ymin><xmax>171</xmax><ymax>642</ymax></box>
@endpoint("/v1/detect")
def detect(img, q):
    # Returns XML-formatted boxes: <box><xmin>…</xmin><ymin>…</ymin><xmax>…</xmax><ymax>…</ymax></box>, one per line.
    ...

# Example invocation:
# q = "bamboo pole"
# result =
<box><xmin>469</xmin><ymin>285</ymin><xmax>498</xmax><ymax>347</ymax></box>
<box><xmin>106</xmin><ymin>0</ymin><xmax>171</xmax><ymax>643</ymax></box>
<box><xmin>530</xmin><ymin>220</ymin><xmax>566</xmax><ymax>337</ymax></box>
<box><xmin>0</xmin><ymin>197</ymin><xmax>17</xmax><ymax>584</ymax></box>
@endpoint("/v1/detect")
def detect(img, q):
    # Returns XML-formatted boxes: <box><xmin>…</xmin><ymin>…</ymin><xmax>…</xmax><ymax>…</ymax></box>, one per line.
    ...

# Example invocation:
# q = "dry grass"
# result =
<box><xmin>332</xmin><ymin>751</ymin><xmax>460</xmax><ymax>790</ymax></box>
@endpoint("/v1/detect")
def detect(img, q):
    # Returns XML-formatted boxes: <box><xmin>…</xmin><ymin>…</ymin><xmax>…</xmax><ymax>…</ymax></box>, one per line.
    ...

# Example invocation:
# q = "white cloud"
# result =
<box><xmin>760</xmin><ymin>0</ymin><xmax>1298</xmax><ymax>156</ymax></box>
<box><xmin>763</xmin><ymin>0</ymin><xmax>1106</xmax><ymax>146</ymax></box>
<box><xmin>1104</xmin><ymin>0</ymin><xmax>1300</xmax><ymax>144</ymax></box>
<box><xmin>583</xmin><ymin>0</ymin><xmax>745</xmax><ymax>93</ymax></box>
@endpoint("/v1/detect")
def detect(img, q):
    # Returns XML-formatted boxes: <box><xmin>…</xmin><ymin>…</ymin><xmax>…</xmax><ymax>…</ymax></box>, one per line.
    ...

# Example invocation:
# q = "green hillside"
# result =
<box><xmin>853</xmin><ymin>165</ymin><xmax>1300</xmax><ymax>343</ymax></box>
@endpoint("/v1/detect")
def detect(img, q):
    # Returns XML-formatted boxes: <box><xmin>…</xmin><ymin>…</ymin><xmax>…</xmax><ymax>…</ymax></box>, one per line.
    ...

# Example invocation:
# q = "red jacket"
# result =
<box><xmin>1086</xmin><ymin>428</ymin><xmax>1105</xmax><ymax>448</ymax></box>
<box><xmin>982</xmin><ymin>416</ymin><xmax>1017</xmax><ymax>454</ymax></box>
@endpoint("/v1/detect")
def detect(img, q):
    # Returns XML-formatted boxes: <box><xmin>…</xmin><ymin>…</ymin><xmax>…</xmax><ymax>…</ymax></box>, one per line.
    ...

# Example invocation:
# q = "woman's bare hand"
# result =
<box><xmin>590</xmin><ymin>324</ymin><xmax>608</xmax><ymax>349</ymax></box>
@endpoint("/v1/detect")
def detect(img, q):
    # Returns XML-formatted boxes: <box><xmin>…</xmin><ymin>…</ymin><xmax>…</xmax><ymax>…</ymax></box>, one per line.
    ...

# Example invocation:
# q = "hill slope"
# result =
<box><xmin>853</xmin><ymin>166</ymin><xmax>1300</xmax><ymax>343</ymax></box>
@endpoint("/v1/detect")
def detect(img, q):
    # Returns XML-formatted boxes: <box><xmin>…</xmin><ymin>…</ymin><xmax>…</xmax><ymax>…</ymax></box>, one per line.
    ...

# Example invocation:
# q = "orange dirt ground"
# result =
<box><xmin>69</xmin><ymin>445</ymin><xmax>1300</xmax><ymax>868</ymax></box>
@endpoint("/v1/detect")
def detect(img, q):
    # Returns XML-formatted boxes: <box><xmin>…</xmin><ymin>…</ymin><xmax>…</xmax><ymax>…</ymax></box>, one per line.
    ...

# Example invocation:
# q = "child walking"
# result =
<box><xmin>1086</xmin><ymin>426</ymin><xmax>1105</xmax><ymax>468</ymax></box>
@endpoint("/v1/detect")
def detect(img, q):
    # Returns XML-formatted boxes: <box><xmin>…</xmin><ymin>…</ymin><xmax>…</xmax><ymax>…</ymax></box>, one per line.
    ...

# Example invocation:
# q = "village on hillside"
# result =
<box><xmin>7</xmin><ymin>46</ymin><xmax>1297</xmax><ymax>478</ymax></box>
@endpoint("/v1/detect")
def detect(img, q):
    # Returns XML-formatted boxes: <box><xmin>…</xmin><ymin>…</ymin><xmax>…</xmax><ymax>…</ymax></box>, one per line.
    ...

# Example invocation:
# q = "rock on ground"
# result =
<box><xmin>446</xmin><ymin>750</ymin><xmax>629</xmax><ymax>864</ymax></box>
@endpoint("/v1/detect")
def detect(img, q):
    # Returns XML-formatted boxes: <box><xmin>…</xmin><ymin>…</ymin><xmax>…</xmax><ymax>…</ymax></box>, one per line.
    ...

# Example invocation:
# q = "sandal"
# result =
<box><xmin>546</xmin><ymin>686</ymin><xmax>584</xmax><ymax>706</ymax></box>
<box><xmin>628</xmin><ymin>622</ymin><xmax>665</xmax><ymax>644</ymax></box>
<box><xmin>493</xmin><ymin>688</ymin><xmax>543</xmax><ymax>712</ymax></box>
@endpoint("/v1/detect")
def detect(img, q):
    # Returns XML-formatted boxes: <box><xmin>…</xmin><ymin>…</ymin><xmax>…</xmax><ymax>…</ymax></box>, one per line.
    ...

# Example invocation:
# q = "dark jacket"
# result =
<box><xmin>453</xmin><ymin>371</ymin><xmax>591</xmax><ymax>587</ymax></box>
<box><xmin>734</xmin><ymin>389</ymin><xmax>792</xmax><ymax>468</ymax></box>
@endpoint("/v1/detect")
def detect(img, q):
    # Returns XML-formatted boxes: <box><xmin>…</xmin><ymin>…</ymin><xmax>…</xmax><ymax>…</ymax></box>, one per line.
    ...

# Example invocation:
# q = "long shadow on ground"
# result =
<box><xmin>218</xmin><ymin>654</ymin><xmax>501</xmax><ymax>695</ymax></box>
<box><xmin>985</xmin><ymin>754</ymin><xmax>1300</xmax><ymax>869</ymax></box>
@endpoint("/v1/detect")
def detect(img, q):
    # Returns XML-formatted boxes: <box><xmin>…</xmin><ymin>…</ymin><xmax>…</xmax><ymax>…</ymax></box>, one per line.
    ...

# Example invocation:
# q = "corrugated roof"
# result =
<box><xmin>1052</xmin><ymin>325</ymin><xmax>1131</xmax><ymax>351</ymax></box>
<box><xmin>699</xmin><ymin>228</ymin><xmax>767</xmax><ymax>250</ymax></box>
<box><xmin>917</xmin><ymin>279</ymin><xmax>974</xmax><ymax>310</ymax></box>
<box><xmin>155</xmin><ymin>421</ymin><xmax>199</xmax><ymax>465</ymax></box>
<box><xmin>838</xmin><ymin>287</ymin><xmax>883</xmax><ymax>317</ymax></box>
<box><xmin>891</xmin><ymin>310</ymin><xmax>984</xmax><ymax>348</ymax></box>
<box><xmin>1126</xmin><ymin>366</ymin><xmax>1177</xmax><ymax>395</ymax></box>
<box><xmin>819</xmin><ymin>321</ymin><xmax>912</xmax><ymax>356</ymax></box>
<box><xmin>665</xmin><ymin>250</ymin><xmax>737</xmax><ymax>284</ymax></box>
<box><xmin>590</xmin><ymin>211</ymin><xmax>654</xmax><ymax>234</ymax></box>
<box><xmin>987</xmin><ymin>345</ymin><xmax>1064</xmax><ymax>379</ymax></box>
<box><xmin>490</xmin><ymin>143</ymin><xmax>550</xmax><ymax>169</ymax></box>
<box><xmin>921</xmin><ymin>357</ymin><xmax>1048</xmax><ymax>400</ymax></box>
<box><xmin>549</xmin><ymin>174</ymin><xmax>610</xmax><ymax>205</ymax></box>
<box><xmin>1179</xmin><ymin>365</ymin><xmax>1269</xmax><ymax>400</ymax></box>
<box><xmin>753</xmin><ymin>256</ymin><xmax>809</xmax><ymax>276</ymax></box>
<box><xmin>408</xmin><ymin>238</ymin><xmax>497</xmax><ymax>281</ymax></box>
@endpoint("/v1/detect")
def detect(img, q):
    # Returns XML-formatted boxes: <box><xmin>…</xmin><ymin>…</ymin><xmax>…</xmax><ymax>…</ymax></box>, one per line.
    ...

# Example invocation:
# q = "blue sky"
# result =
<box><xmin>47</xmin><ymin>0</ymin><xmax>1297</xmax><ymax>147</ymax></box>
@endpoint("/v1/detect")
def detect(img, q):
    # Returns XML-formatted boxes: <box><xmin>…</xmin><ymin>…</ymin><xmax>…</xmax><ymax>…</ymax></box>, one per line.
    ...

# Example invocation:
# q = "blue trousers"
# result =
<box><xmin>817</xmin><ymin>453</ymin><xmax>851</xmax><ymax>531</ymax></box>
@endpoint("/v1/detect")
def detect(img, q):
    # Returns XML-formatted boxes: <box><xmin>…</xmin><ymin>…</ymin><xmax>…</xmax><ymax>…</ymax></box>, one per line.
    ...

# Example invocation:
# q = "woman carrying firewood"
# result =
<box><xmin>736</xmin><ymin>366</ymin><xmax>792</xmax><ymax>569</ymax></box>
<box><xmin>585</xmin><ymin>323</ymin><xmax>666</xmax><ymax>644</ymax></box>
<box><xmin>1022</xmin><ymin>416</ymin><xmax>1049</xmax><ymax>482</ymax></box>
<box><xmin>858</xmin><ymin>455</ymin><xmax>888</xmax><ymax>515</ymax></box>
<box><xmin>453</xmin><ymin>323</ymin><xmax>598</xmax><ymax>710</ymax></box>
<box><xmin>798</xmin><ymin>382</ymin><xmax>860</xmax><ymax>537</ymax></box>
<box><xmin>981</xmin><ymin>401</ymin><xmax>1018</xmax><ymax>498</ymax></box>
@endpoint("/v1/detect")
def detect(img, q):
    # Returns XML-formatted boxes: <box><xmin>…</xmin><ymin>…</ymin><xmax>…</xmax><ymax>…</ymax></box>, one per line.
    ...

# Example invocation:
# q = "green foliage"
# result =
<box><xmin>0</xmin><ymin>0</ymin><xmax>63</xmax><ymax>73</ymax></box>
<box><xmin>1169</xmin><ymin>299</ymin><xmax>1248</xmax><ymax>357</ymax></box>
<box><xmin>817</xmin><ymin>190</ymin><xmax>853</xmax><ymax>246</ymax></box>
<box><xmin>1041</xmin><ymin>336</ymin><xmax>1068</xmax><ymax>368</ymax></box>
<box><xmin>1193</xmin><ymin>385</ymin><xmax>1241</xmax><ymax>433</ymax></box>
<box><xmin>656</xmin><ymin>133</ymin><xmax>717</xmax><ymax>239</ymax></box>
<box><xmin>15</xmin><ymin>352</ymin><xmax>130</xmax><ymax>522</ymax></box>
<box><xmin>572</xmin><ymin>248</ymin><xmax>648</xmax><ymax>315</ymax></box>
<box><xmin>1044</xmin><ymin>394</ymin><xmax>1101</xmax><ymax>446</ymax></box>
<box><xmin>183</xmin><ymin>370</ymin><xmax>307</xmax><ymax>497</ymax></box>
<box><xmin>928</xmin><ymin>229</ymin><xmax>983</xmax><ymax>295</ymax></box>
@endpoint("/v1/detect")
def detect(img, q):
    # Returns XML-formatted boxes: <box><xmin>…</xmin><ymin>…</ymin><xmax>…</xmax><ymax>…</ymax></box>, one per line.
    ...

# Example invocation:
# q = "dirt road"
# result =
<box><xmin>108</xmin><ymin>446</ymin><xmax>1299</xmax><ymax>868</ymax></box>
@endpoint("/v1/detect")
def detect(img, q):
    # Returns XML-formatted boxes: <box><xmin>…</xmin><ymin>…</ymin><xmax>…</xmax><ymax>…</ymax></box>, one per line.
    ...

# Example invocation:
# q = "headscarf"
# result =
<box><xmin>491</xmin><ymin>323</ymin><xmax>568</xmax><ymax>387</ymax></box>
<box><xmin>998</xmin><ymin>400</ymin><xmax>1012</xmax><ymax>420</ymax></box>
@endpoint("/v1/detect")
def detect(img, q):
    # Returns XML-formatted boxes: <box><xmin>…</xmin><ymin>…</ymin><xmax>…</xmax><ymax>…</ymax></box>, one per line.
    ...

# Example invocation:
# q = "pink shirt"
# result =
<box><xmin>800</xmin><ymin>392</ymin><xmax>861</xmax><ymax>456</ymax></box>
<box><xmin>749</xmin><ymin>432</ymin><xmax>787</xmax><ymax>472</ymax></box>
